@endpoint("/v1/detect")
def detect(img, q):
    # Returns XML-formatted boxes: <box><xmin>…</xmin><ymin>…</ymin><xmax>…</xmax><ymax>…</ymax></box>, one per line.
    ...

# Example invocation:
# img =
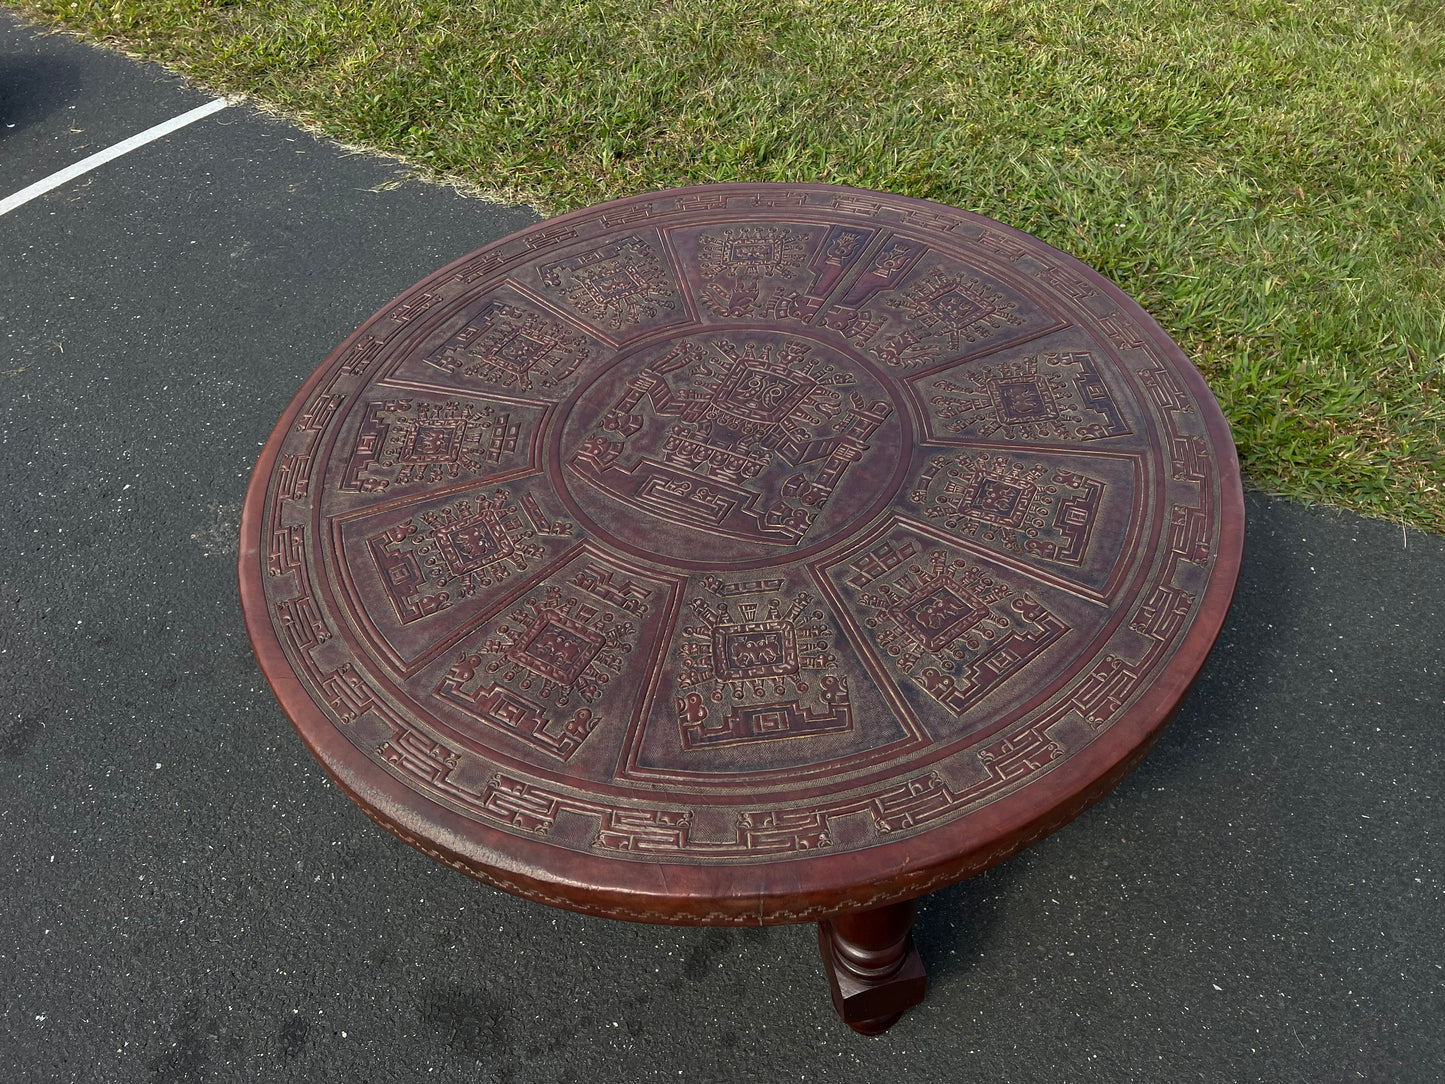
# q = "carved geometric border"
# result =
<box><xmin>252</xmin><ymin>185</ymin><xmax>1230</xmax><ymax>889</ymax></box>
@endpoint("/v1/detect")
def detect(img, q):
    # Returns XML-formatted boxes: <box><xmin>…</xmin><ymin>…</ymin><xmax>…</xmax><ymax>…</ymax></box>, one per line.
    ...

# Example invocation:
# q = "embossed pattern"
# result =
<box><xmin>241</xmin><ymin>185</ymin><xmax>1243</xmax><ymax>926</ymax></box>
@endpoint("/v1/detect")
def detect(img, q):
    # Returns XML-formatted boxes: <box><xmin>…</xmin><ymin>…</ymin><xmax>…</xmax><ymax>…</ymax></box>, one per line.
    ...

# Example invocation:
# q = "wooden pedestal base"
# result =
<box><xmin>817</xmin><ymin>900</ymin><xmax>927</xmax><ymax>1035</ymax></box>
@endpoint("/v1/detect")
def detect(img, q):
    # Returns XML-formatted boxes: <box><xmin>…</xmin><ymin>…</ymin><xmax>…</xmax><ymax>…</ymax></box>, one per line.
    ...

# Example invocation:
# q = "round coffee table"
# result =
<box><xmin>239</xmin><ymin>183</ymin><xmax>1243</xmax><ymax>1034</ymax></box>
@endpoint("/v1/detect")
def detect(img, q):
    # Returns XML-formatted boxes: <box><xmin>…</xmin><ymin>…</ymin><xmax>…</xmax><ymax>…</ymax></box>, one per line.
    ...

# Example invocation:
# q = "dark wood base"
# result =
<box><xmin>817</xmin><ymin>899</ymin><xmax>927</xmax><ymax>1035</ymax></box>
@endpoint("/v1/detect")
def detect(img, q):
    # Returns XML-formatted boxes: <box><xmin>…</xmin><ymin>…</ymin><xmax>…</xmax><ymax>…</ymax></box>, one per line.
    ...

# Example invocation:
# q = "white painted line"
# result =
<box><xmin>0</xmin><ymin>97</ymin><xmax>232</xmax><ymax>217</ymax></box>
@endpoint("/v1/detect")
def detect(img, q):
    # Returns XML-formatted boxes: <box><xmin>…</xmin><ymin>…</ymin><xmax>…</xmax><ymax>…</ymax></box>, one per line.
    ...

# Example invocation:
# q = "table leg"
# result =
<box><xmin>816</xmin><ymin>899</ymin><xmax>927</xmax><ymax>1035</ymax></box>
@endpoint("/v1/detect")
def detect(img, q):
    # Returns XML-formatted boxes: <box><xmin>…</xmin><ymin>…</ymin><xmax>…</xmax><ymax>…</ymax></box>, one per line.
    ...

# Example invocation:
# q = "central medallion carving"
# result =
<box><xmin>560</xmin><ymin>332</ymin><xmax>906</xmax><ymax>565</ymax></box>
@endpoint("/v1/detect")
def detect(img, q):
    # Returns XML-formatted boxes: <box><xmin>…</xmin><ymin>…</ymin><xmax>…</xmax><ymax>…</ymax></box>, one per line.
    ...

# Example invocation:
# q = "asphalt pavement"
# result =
<box><xmin>1</xmin><ymin>11</ymin><xmax>1441</xmax><ymax>1083</ymax></box>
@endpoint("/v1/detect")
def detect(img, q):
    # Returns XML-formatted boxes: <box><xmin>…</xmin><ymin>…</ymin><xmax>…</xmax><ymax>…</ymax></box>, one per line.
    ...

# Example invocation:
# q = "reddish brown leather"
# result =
<box><xmin>239</xmin><ymin>184</ymin><xmax>1244</xmax><ymax>926</ymax></box>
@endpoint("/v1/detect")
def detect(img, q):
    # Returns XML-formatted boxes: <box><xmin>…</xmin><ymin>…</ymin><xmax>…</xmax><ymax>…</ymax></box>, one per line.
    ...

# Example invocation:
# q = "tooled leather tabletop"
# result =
<box><xmin>239</xmin><ymin>184</ymin><xmax>1244</xmax><ymax>925</ymax></box>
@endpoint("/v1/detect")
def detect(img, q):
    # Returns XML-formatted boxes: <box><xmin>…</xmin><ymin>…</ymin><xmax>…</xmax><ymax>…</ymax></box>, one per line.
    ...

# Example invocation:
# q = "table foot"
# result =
<box><xmin>817</xmin><ymin>899</ymin><xmax>927</xmax><ymax>1035</ymax></box>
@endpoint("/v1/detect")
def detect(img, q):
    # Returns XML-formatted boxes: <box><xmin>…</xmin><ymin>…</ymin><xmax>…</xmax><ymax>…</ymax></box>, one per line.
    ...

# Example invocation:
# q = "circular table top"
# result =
<box><xmin>240</xmin><ymin>183</ymin><xmax>1244</xmax><ymax>925</ymax></box>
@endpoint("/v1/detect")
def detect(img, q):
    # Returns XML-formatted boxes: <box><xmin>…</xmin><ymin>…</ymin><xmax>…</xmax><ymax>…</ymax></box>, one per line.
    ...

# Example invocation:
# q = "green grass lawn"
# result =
<box><xmin>16</xmin><ymin>0</ymin><xmax>1444</xmax><ymax>531</ymax></box>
